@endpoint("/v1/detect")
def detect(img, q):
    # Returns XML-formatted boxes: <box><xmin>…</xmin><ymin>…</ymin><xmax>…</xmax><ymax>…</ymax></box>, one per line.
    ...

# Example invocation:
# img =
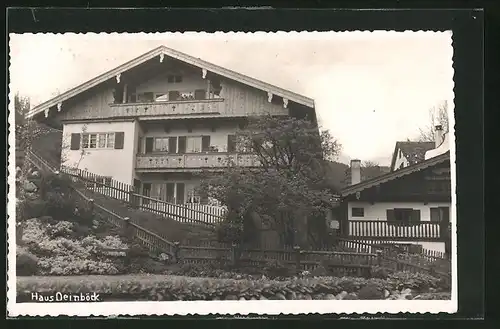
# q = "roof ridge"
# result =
<box><xmin>26</xmin><ymin>45</ymin><xmax>315</xmax><ymax>119</ymax></box>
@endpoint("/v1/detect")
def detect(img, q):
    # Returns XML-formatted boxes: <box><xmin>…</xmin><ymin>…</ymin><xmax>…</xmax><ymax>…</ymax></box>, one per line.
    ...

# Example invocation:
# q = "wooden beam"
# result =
<box><xmin>267</xmin><ymin>92</ymin><xmax>273</xmax><ymax>102</ymax></box>
<box><xmin>57</xmin><ymin>102</ymin><xmax>62</xmax><ymax>112</ymax></box>
<box><xmin>202</xmin><ymin>68</ymin><xmax>207</xmax><ymax>79</ymax></box>
<box><xmin>283</xmin><ymin>98</ymin><xmax>289</xmax><ymax>108</ymax></box>
<box><xmin>116</xmin><ymin>73</ymin><xmax>121</xmax><ymax>84</ymax></box>
<box><xmin>122</xmin><ymin>84</ymin><xmax>128</xmax><ymax>104</ymax></box>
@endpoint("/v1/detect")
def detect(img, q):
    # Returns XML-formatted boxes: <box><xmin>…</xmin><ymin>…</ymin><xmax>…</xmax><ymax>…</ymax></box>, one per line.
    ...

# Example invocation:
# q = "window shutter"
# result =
<box><xmin>145</xmin><ymin>137</ymin><xmax>154</xmax><ymax>153</ymax></box>
<box><xmin>430</xmin><ymin>208</ymin><xmax>440</xmax><ymax>222</ymax></box>
<box><xmin>166</xmin><ymin>183</ymin><xmax>175</xmax><ymax>203</ymax></box>
<box><xmin>137</xmin><ymin>137</ymin><xmax>142</xmax><ymax>154</ymax></box>
<box><xmin>70</xmin><ymin>133</ymin><xmax>81</xmax><ymax>150</ymax></box>
<box><xmin>194</xmin><ymin>89</ymin><xmax>206</xmax><ymax>100</ymax></box>
<box><xmin>168</xmin><ymin>90</ymin><xmax>180</xmax><ymax>101</ymax></box>
<box><xmin>176</xmin><ymin>183</ymin><xmax>185</xmax><ymax>204</ymax></box>
<box><xmin>114</xmin><ymin>132</ymin><xmax>125</xmax><ymax>149</ymax></box>
<box><xmin>168</xmin><ymin>137</ymin><xmax>177</xmax><ymax>153</ymax></box>
<box><xmin>227</xmin><ymin>135</ymin><xmax>236</xmax><ymax>152</ymax></box>
<box><xmin>386</xmin><ymin>209</ymin><xmax>396</xmax><ymax>222</ymax></box>
<box><xmin>178</xmin><ymin>136</ymin><xmax>187</xmax><ymax>154</ymax></box>
<box><xmin>411</xmin><ymin>209</ymin><xmax>421</xmax><ymax>223</ymax></box>
<box><xmin>202</xmin><ymin>136</ymin><xmax>211</xmax><ymax>152</ymax></box>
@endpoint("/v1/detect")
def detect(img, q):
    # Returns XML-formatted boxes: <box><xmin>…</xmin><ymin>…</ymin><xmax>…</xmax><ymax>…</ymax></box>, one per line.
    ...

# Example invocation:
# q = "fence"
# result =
<box><xmin>60</xmin><ymin>166</ymin><xmax>226</xmax><ymax>226</ymax></box>
<box><xmin>348</xmin><ymin>220</ymin><xmax>442</xmax><ymax>240</ymax></box>
<box><xmin>24</xmin><ymin>149</ymin><xmax>450</xmax><ymax>280</ymax></box>
<box><xmin>25</xmin><ymin>150</ymin><xmax>177</xmax><ymax>258</ymax></box>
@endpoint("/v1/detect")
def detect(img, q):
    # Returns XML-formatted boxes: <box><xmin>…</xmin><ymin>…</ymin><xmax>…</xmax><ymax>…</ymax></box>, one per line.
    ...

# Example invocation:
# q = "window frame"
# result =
<box><xmin>351</xmin><ymin>207</ymin><xmax>365</xmax><ymax>218</ymax></box>
<box><xmin>186</xmin><ymin>136</ymin><xmax>203</xmax><ymax>153</ymax></box>
<box><xmin>81</xmin><ymin>132</ymin><xmax>116</xmax><ymax>149</ymax></box>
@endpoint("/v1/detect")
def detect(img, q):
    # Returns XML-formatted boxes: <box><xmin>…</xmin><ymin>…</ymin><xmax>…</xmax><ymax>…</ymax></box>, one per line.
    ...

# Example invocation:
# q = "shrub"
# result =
<box><xmin>18</xmin><ymin>199</ymin><xmax>48</xmax><ymax>221</ymax></box>
<box><xmin>22</xmin><ymin>218</ymin><xmax>129</xmax><ymax>275</ymax></box>
<box><xmin>16</xmin><ymin>273</ymin><xmax>451</xmax><ymax>302</ymax></box>
<box><xmin>216</xmin><ymin>221</ymin><xmax>243</xmax><ymax>244</ymax></box>
<box><xmin>16</xmin><ymin>247</ymin><xmax>39</xmax><ymax>276</ymax></box>
<box><xmin>357</xmin><ymin>283</ymin><xmax>384</xmax><ymax>299</ymax></box>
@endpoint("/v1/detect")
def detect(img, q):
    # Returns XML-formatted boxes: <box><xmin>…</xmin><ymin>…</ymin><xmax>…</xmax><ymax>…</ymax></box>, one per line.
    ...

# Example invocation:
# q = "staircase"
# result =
<box><xmin>20</xmin><ymin>123</ymin><xmax>218</xmax><ymax>246</ymax></box>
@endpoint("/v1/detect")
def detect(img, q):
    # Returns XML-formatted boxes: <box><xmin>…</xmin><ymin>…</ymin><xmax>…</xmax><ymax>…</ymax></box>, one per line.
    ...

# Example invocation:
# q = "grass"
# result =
<box><xmin>75</xmin><ymin>183</ymin><xmax>217</xmax><ymax>244</ymax></box>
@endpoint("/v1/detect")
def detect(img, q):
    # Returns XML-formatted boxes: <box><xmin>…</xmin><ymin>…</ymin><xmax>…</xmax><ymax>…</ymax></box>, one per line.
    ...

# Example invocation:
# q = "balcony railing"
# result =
<box><xmin>347</xmin><ymin>220</ymin><xmax>450</xmax><ymax>241</ymax></box>
<box><xmin>108</xmin><ymin>99</ymin><xmax>225</xmax><ymax>118</ymax></box>
<box><xmin>136</xmin><ymin>152</ymin><xmax>261</xmax><ymax>170</ymax></box>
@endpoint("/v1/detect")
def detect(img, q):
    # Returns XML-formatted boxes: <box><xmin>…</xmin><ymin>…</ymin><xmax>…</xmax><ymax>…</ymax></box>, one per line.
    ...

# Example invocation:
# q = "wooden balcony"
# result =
<box><xmin>108</xmin><ymin>99</ymin><xmax>225</xmax><ymax>119</ymax></box>
<box><xmin>346</xmin><ymin>220</ymin><xmax>450</xmax><ymax>241</ymax></box>
<box><xmin>136</xmin><ymin>152</ymin><xmax>261</xmax><ymax>171</ymax></box>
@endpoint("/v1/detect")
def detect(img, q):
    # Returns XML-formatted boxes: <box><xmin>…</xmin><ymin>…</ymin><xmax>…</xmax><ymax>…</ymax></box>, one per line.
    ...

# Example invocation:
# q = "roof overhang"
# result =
<box><xmin>340</xmin><ymin>151</ymin><xmax>451</xmax><ymax>197</ymax></box>
<box><xmin>26</xmin><ymin>46</ymin><xmax>315</xmax><ymax>119</ymax></box>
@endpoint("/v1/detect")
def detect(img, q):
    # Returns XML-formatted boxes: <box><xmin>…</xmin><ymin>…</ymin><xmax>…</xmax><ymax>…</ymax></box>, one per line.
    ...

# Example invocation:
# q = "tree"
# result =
<box><xmin>14</xmin><ymin>93</ymin><xmax>32</xmax><ymax>149</ymax></box>
<box><xmin>417</xmin><ymin>101</ymin><xmax>450</xmax><ymax>142</ymax></box>
<box><xmin>198</xmin><ymin>115</ymin><xmax>342</xmax><ymax>248</ymax></box>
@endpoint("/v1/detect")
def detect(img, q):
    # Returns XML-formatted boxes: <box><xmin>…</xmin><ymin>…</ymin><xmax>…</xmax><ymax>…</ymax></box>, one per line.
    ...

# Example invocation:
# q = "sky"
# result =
<box><xmin>9</xmin><ymin>31</ymin><xmax>454</xmax><ymax>165</ymax></box>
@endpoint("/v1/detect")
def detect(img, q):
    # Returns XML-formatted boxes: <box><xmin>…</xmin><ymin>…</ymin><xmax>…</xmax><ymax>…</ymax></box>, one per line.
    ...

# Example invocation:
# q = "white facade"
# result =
<box><xmin>393</xmin><ymin>149</ymin><xmax>410</xmax><ymax>170</ymax></box>
<box><xmin>347</xmin><ymin>201</ymin><xmax>450</xmax><ymax>253</ymax></box>
<box><xmin>347</xmin><ymin>201</ymin><xmax>451</xmax><ymax>222</ymax></box>
<box><xmin>61</xmin><ymin>120</ymin><xmax>139</xmax><ymax>185</ymax></box>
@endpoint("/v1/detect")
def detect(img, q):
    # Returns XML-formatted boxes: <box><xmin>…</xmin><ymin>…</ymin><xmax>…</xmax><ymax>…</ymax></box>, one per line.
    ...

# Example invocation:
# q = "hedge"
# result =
<box><xmin>17</xmin><ymin>272</ymin><xmax>451</xmax><ymax>302</ymax></box>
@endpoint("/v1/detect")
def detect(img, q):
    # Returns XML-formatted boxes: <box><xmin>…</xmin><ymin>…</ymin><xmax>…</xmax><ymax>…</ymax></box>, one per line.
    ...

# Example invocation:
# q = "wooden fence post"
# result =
<box><xmin>231</xmin><ymin>243</ymin><xmax>240</xmax><ymax>267</ymax></box>
<box><xmin>88</xmin><ymin>198</ymin><xmax>95</xmax><ymax>213</ymax></box>
<box><xmin>128</xmin><ymin>188</ymin><xmax>137</xmax><ymax>208</ymax></box>
<box><xmin>294</xmin><ymin>245</ymin><xmax>302</xmax><ymax>272</ymax></box>
<box><xmin>173</xmin><ymin>241</ymin><xmax>181</xmax><ymax>263</ymax></box>
<box><xmin>376</xmin><ymin>250</ymin><xmax>383</xmax><ymax>267</ymax></box>
<box><xmin>123</xmin><ymin>217</ymin><xmax>133</xmax><ymax>241</ymax></box>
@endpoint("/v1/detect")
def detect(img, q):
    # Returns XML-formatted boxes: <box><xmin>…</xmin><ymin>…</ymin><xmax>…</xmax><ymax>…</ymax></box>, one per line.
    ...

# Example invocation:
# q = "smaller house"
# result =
<box><xmin>389</xmin><ymin>125</ymin><xmax>446</xmax><ymax>172</ymax></box>
<box><xmin>334</xmin><ymin>126</ymin><xmax>452</xmax><ymax>254</ymax></box>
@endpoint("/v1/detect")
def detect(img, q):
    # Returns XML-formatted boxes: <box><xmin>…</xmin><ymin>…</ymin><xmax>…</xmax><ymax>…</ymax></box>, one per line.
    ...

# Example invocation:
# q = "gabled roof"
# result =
<box><xmin>389</xmin><ymin>141</ymin><xmax>436</xmax><ymax>170</ymax></box>
<box><xmin>26</xmin><ymin>45</ymin><xmax>315</xmax><ymax>119</ymax></box>
<box><xmin>341</xmin><ymin>151</ymin><xmax>450</xmax><ymax>196</ymax></box>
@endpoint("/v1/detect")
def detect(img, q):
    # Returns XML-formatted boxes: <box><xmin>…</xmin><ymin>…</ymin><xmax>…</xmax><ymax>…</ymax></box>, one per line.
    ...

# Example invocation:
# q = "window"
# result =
<box><xmin>167</xmin><ymin>75</ymin><xmax>183</xmax><ymax>83</ymax></box>
<box><xmin>81</xmin><ymin>133</ymin><xmax>115</xmax><ymax>149</ymax></box>
<box><xmin>352</xmin><ymin>207</ymin><xmax>364</xmax><ymax>217</ymax></box>
<box><xmin>430</xmin><ymin>207</ymin><xmax>450</xmax><ymax>223</ymax></box>
<box><xmin>186</xmin><ymin>136</ymin><xmax>202</xmax><ymax>153</ymax></box>
<box><xmin>154</xmin><ymin>137</ymin><xmax>169</xmax><ymax>152</ymax></box>
<box><xmin>430</xmin><ymin>207</ymin><xmax>441</xmax><ymax>222</ymax></box>
<box><xmin>137</xmin><ymin>92</ymin><xmax>154</xmax><ymax>102</ymax></box>
<box><xmin>387</xmin><ymin>208</ymin><xmax>421</xmax><ymax>224</ymax></box>
<box><xmin>168</xmin><ymin>90</ymin><xmax>181</xmax><ymax>101</ymax></box>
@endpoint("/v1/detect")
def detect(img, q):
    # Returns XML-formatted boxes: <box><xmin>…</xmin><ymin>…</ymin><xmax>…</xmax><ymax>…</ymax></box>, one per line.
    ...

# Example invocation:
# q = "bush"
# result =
<box><xmin>16</xmin><ymin>247</ymin><xmax>39</xmax><ymax>276</ymax></box>
<box><xmin>16</xmin><ymin>272</ymin><xmax>451</xmax><ymax>302</ymax></box>
<box><xmin>216</xmin><ymin>221</ymin><xmax>243</xmax><ymax>244</ymax></box>
<box><xmin>18</xmin><ymin>199</ymin><xmax>48</xmax><ymax>220</ymax></box>
<box><xmin>21</xmin><ymin>218</ymin><xmax>129</xmax><ymax>275</ymax></box>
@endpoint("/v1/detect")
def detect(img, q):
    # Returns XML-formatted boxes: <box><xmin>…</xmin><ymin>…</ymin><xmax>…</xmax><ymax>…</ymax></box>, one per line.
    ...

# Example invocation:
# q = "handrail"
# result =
<box><xmin>61</xmin><ymin>166</ymin><xmax>225</xmax><ymax>224</ymax></box>
<box><xmin>25</xmin><ymin>150</ymin><xmax>176</xmax><ymax>256</ymax></box>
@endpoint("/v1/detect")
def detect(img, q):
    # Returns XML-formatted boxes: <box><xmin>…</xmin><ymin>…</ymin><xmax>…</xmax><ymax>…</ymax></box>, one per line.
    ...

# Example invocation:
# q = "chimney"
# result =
<box><xmin>434</xmin><ymin>125</ymin><xmax>443</xmax><ymax>148</ymax></box>
<box><xmin>350</xmin><ymin>159</ymin><xmax>361</xmax><ymax>185</ymax></box>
